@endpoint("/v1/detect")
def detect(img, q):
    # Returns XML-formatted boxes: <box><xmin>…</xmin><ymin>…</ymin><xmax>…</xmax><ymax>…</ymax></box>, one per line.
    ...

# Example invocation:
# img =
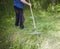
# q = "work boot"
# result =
<box><xmin>15</xmin><ymin>23</ymin><xmax>19</xmax><ymax>26</ymax></box>
<box><xmin>20</xmin><ymin>24</ymin><xmax>24</xmax><ymax>29</ymax></box>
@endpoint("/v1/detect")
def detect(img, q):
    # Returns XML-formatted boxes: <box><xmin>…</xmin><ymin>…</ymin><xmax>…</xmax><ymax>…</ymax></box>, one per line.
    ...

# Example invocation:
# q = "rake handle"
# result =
<box><xmin>29</xmin><ymin>0</ymin><xmax>36</xmax><ymax>30</ymax></box>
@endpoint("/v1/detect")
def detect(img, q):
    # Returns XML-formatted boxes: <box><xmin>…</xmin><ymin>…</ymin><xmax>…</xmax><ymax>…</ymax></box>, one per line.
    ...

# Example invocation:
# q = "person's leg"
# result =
<box><xmin>19</xmin><ymin>8</ymin><xmax>25</xmax><ymax>29</ymax></box>
<box><xmin>14</xmin><ymin>6</ymin><xmax>20</xmax><ymax>26</ymax></box>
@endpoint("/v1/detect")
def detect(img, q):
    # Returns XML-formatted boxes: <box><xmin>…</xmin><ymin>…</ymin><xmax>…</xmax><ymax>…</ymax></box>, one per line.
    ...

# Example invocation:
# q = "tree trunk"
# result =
<box><xmin>52</xmin><ymin>0</ymin><xmax>56</xmax><ymax>11</ymax></box>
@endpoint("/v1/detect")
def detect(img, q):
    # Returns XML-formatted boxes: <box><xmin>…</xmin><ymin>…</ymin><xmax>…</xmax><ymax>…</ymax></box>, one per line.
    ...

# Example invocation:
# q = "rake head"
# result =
<box><xmin>27</xmin><ymin>29</ymin><xmax>42</xmax><ymax>34</ymax></box>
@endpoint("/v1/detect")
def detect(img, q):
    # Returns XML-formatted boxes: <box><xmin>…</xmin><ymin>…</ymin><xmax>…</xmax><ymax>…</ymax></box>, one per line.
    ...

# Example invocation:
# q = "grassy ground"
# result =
<box><xmin>0</xmin><ymin>5</ymin><xmax>60</xmax><ymax>49</ymax></box>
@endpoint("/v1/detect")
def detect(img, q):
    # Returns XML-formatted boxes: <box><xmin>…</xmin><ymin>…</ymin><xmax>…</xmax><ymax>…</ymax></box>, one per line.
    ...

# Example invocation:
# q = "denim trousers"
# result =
<box><xmin>14</xmin><ymin>6</ymin><xmax>24</xmax><ymax>26</ymax></box>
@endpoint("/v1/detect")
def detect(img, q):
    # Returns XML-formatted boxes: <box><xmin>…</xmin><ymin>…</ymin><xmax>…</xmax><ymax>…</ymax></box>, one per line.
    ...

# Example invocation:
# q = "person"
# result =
<box><xmin>14</xmin><ymin>0</ymin><xmax>31</xmax><ymax>29</ymax></box>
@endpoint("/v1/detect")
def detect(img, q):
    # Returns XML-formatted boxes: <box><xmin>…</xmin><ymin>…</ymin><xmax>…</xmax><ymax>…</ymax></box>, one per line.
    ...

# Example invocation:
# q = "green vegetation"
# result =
<box><xmin>0</xmin><ymin>0</ymin><xmax>60</xmax><ymax>49</ymax></box>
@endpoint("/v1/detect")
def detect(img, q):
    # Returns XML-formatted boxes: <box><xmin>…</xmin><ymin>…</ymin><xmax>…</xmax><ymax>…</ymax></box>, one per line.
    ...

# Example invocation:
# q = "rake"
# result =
<box><xmin>27</xmin><ymin>0</ymin><xmax>42</xmax><ymax>34</ymax></box>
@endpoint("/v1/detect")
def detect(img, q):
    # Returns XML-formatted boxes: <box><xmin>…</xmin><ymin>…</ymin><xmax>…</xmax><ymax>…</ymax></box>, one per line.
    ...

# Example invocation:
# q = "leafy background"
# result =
<box><xmin>0</xmin><ymin>0</ymin><xmax>60</xmax><ymax>49</ymax></box>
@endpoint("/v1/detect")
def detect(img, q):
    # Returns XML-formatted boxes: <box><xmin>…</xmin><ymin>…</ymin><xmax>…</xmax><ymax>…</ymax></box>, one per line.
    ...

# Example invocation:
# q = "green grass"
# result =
<box><xmin>0</xmin><ymin>6</ymin><xmax>60</xmax><ymax>49</ymax></box>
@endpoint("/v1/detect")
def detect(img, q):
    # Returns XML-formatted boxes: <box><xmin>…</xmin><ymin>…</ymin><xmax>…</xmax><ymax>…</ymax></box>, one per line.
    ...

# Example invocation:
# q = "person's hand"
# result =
<box><xmin>28</xmin><ymin>3</ymin><xmax>32</xmax><ymax>7</ymax></box>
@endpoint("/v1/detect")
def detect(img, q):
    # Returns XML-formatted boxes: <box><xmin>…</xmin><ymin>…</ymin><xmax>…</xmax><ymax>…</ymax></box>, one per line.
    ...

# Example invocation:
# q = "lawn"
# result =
<box><xmin>0</xmin><ymin>5</ymin><xmax>60</xmax><ymax>49</ymax></box>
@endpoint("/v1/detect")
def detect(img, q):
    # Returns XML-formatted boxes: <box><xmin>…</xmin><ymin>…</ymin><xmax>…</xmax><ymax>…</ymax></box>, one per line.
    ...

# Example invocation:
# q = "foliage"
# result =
<box><xmin>0</xmin><ymin>0</ymin><xmax>60</xmax><ymax>49</ymax></box>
